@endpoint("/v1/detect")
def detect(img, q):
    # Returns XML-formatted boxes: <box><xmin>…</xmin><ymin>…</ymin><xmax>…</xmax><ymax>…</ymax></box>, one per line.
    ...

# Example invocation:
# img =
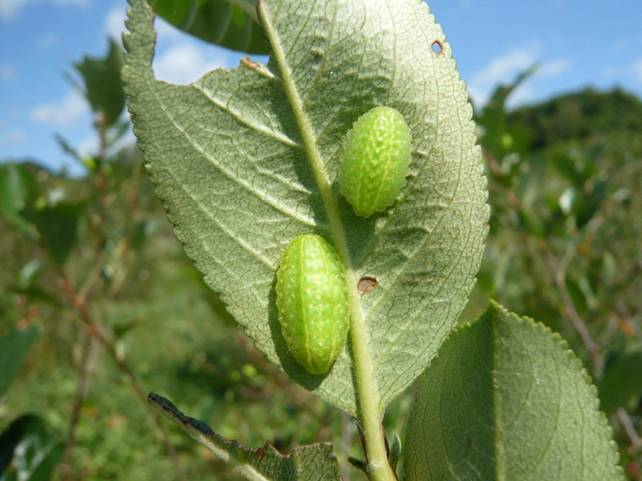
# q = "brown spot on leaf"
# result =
<box><xmin>358</xmin><ymin>277</ymin><xmax>378</xmax><ymax>294</ymax></box>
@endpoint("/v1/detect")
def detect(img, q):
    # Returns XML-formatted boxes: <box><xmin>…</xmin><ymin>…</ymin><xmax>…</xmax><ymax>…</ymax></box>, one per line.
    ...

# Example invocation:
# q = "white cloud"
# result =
<box><xmin>156</xmin><ymin>17</ymin><xmax>181</xmax><ymax>41</ymax></box>
<box><xmin>104</xmin><ymin>5</ymin><xmax>125</xmax><ymax>42</ymax></box>
<box><xmin>0</xmin><ymin>0</ymin><xmax>88</xmax><ymax>19</ymax></box>
<box><xmin>0</xmin><ymin>130</ymin><xmax>27</xmax><ymax>145</ymax></box>
<box><xmin>506</xmin><ymin>84</ymin><xmax>535</xmax><ymax>109</ymax></box>
<box><xmin>471</xmin><ymin>46</ymin><xmax>537</xmax><ymax>89</ymax></box>
<box><xmin>468</xmin><ymin>45</ymin><xmax>537</xmax><ymax>106</ymax></box>
<box><xmin>102</xmin><ymin>3</ymin><xmax>224</xmax><ymax>85</ymax></box>
<box><xmin>77</xmin><ymin>134</ymin><xmax>98</xmax><ymax>157</ymax></box>
<box><xmin>454</xmin><ymin>0</ymin><xmax>473</xmax><ymax>13</ymax></box>
<box><xmin>36</xmin><ymin>32</ymin><xmax>58</xmax><ymax>50</ymax></box>
<box><xmin>602</xmin><ymin>66</ymin><xmax>620</xmax><ymax>79</ymax></box>
<box><xmin>0</xmin><ymin>64</ymin><xmax>14</xmax><ymax>80</ymax></box>
<box><xmin>77</xmin><ymin>125</ymin><xmax>135</xmax><ymax>158</ymax></box>
<box><xmin>468</xmin><ymin>42</ymin><xmax>571</xmax><ymax>107</ymax></box>
<box><xmin>30</xmin><ymin>90</ymin><xmax>88</xmax><ymax>126</ymax></box>
<box><xmin>105</xmin><ymin>4</ymin><xmax>178</xmax><ymax>45</ymax></box>
<box><xmin>154</xmin><ymin>43</ymin><xmax>226</xmax><ymax>85</ymax></box>
<box><xmin>0</xmin><ymin>0</ymin><xmax>27</xmax><ymax>18</ymax></box>
<box><xmin>101</xmin><ymin>5</ymin><xmax>227</xmax><ymax>86</ymax></box>
<box><xmin>633</xmin><ymin>59</ymin><xmax>642</xmax><ymax>83</ymax></box>
<box><xmin>538</xmin><ymin>58</ymin><xmax>571</xmax><ymax>78</ymax></box>
<box><xmin>612</xmin><ymin>38</ymin><xmax>629</xmax><ymax>54</ymax></box>
<box><xmin>101</xmin><ymin>4</ymin><xmax>225</xmax><ymax>86</ymax></box>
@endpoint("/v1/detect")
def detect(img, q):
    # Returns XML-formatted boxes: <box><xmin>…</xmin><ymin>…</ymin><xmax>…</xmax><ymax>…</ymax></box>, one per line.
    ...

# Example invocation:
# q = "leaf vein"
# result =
<box><xmin>193</xmin><ymin>82</ymin><xmax>301</xmax><ymax>148</ymax></box>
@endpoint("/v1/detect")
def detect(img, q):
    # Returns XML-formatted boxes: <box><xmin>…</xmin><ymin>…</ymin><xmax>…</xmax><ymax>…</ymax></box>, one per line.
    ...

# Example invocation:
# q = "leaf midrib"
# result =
<box><xmin>256</xmin><ymin>0</ymin><xmax>383</xmax><ymax>425</ymax></box>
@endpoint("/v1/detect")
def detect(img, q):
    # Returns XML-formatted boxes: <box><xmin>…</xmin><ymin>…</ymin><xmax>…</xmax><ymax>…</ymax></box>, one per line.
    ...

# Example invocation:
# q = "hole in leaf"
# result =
<box><xmin>431</xmin><ymin>40</ymin><xmax>444</xmax><ymax>55</ymax></box>
<box><xmin>358</xmin><ymin>277</ymin><xmax>378</xmax><ymax>294</ymax></box>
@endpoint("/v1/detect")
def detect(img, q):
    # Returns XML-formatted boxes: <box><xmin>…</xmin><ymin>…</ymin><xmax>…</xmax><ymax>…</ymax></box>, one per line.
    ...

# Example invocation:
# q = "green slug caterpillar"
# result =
<box><xmin>339</xmin><ymin>106</ymin><xmax>412</xmax><ymax>217</ymax></box>
<box><xmin>275</xmin><ymin>234</ymin><xmax>350</xmax><ymax>375</ymax></box>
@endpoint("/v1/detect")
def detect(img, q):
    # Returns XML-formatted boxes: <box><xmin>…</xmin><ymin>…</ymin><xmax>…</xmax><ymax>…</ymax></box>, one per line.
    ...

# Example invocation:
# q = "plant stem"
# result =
<box><xmin>542</xmin><ymin>244</ymin><xmax>642</xmax><ymax>453</ymax></box>
<box><xmin>109</xmin><ymin>156</ymin><xmax>144</xmax><ymax>297</ymax></box>
<box><xmin>61</xmin><ymin>331</ymin><xmax>95</xmax><ymax>476</ymax></box>
<box><xmin>343</xmin><ymin>271</ymin><xmax>395</xmax><ymax>481</ymax></box>
<box><xmin>543</xmin><ymin>249</ymin><xmax>603</xmax><ymax>374</ymax></box>
<box><xmin>617</xmin><ymin>408</ymin><xmax>642</xmax><ymax>454</ymax></box>
<box><xmin>257</xmin><ymin>4</ymin><xmax>396</xmax><ymax>479</ymax></box>
<box><xmin>58</xmin><ymin>273</ymin><xmax>185</xmax><ymax>480</ymax></box>
<box><xmin>340</xmin><ymin>412</ymin><xmax>355</xmax><ymax>481</ymax></box>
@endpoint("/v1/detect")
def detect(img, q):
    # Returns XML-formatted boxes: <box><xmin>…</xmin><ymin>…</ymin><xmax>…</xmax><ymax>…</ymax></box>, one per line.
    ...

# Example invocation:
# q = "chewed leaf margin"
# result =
<box><xmin>149</xmin><ymin>393</ymin><xmax>341</xmax><ymax>481</ymax></box>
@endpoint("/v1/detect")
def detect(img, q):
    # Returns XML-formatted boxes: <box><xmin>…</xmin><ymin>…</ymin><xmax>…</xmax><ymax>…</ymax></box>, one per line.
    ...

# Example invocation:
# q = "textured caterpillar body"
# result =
<box><xmin>339</xmin><ymin>106</ymin><xmax>412</xmax><ymax>217</ymax></box>
<box><xmin>276</xmin><ymin>234</ymin><xmax>350</xmax><ymax>375</ymax></box>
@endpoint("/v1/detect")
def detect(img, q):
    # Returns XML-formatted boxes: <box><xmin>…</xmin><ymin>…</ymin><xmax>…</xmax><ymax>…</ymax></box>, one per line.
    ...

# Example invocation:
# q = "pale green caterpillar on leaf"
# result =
<box><xmin>339</xmin><ymin>106</ymin><xmax>412</xmax><ymax>217</ymax></box>
<box><xmin>275</xmin><ymin>234</ymin><xmax>350</xmax><ymax>375</ymax></box>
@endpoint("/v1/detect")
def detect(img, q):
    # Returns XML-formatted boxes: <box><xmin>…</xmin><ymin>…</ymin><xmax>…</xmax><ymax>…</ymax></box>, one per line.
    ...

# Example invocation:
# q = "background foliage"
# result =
<box><xmin>1</xmin><ymin>3</ymin><xmax>641</xmax><ymax>480</ymax></box>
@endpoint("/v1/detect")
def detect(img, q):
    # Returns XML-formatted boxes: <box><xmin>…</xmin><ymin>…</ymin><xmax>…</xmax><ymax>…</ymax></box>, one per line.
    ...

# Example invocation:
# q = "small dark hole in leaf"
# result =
<box><xmin>431</xmin><ymin>40</ymin><xmax>444</xmax><ymax>55</ymax></box>
<box><xmin>358</xmin><ymin>277</ymin><xmax>378</xmax><ymax>294</ymax></box>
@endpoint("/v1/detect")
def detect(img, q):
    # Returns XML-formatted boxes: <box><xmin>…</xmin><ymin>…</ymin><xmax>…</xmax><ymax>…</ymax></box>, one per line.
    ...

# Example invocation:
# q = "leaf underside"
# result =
<box><xmin>149</xmin><ymin>393</ymin><xmax>340</xmax><ymax>481</ymax></box>
<box><xmin>123</xmin><ymin>0</ymin><xmax>488</xmax><ymax>415</ymax></box>
<box><xmin>403</xmin><ymin>302</ymin><xmax>623</xmax><ymax>481</ymax></box>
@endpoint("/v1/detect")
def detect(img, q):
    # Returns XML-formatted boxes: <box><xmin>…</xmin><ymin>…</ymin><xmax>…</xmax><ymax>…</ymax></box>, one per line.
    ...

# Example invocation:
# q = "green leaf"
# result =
<box><xmin>403</xmin><ymin>302</ymin><xmax>623</xmax><ymax>481</ymax></box>
<box><xmin>123</xmin><ymin>0</ymin><xmax>488</xmax><ymax>414</ymax></box>
<box><xmin>148</xmin><ymin>393</ymin><xmax>340</xmax><ymax>481</ymax></box>
<box><xmin>599</xmin><ymin>350</ymin><xmax>642</xmax><ymax>415</ymax></box>
<box><xmin>26</xmin><ymin>202</ymin><xmax>84</xmax><ymax>265</ymax></box>
<box><xmin>0</xmin><ymin>163</ymin><xmax>38</xmax><ymax>235</ymax></box>
<box><xmin>54</xmin><ymin>134</ymin><xmax>83</xmax><ymax>165</ymax></box>
<box><xmin>131</xmin><ymin>219</ymin><xmax>159</xmax><ymax>250</ymax></box>
<box><xmin>149</xmin><ymin>0</ymin><xmax>270</xmax><ymax>54</ymax></box>
<box><xmin>387</xmin><ymin>433</ymin><xmax>402</xmax><ymax>473</ymax></box>
<box><xmin>16</xmin><ymin>260</ymin><xmax>42</xmax><ymax>290</ymax></box>
<box><xmin>574</xmin><ymin>179</ymin><xmax>608</xmax><ymax>228</ymax></box>
<box><xmin>0</xmin><ymin>327</ymin><xmax>38</xmax><ymax>397</ymax></box>
<box><xmin>74</xmin><ymin>39</ymin><xmax>125</xmax><ymax>127</ymax></box>
<box><xmin>0</xmin><ymin>415</ymin><xmax>63</xmax><ymax>481</ymax></box>
<box><xmin>11</xmin><ymin>260</ymin><xmax>60</xmax><ymax>307</ymax></box>
<box><xmin>483</xmin><ymin>65</ymin><xmax>538</xmax><ymax>117</ymax></box>
<box><xmin>477</xmin><ymin>65</ymin><xmax>538</xmax><ymax>163</ymax></box>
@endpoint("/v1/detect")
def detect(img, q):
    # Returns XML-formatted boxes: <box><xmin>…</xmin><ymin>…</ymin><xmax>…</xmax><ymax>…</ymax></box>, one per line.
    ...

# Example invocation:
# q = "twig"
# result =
<box><xmin>544</xmin><ymin>250</ymin><xmax>603</xmax><ymax>373</ymax></box>
<box><xmin>108</xmin><ymin>156</ymin><xmax>144</xmax><ymax>298</ymax></box>
<box><xmin>233</xmin><ymin>332</ymin><xmax>318</xmax><ymax>410</ymax></box>
<box><xmin>540</xmin><ymin>237</ymin><xmax>642</xmax><ymax>454</ymax></box>
<box><xmin>58</xmin><ymin>273</ymin><xmax>185</xmax><ymax>480</ymax></box>
<box><xmin>340</xmin><ymin>412</ymin><xmax>355</xmax><ymax>481</ymax></box>
<box><xmin>60</xmin><ymin>332</ymin><xmax>95</xmax><ymax>478</ymax></box>
<box><xmin>617</xmin><ymin>408</ymin><xmax>642</xmax><ymax>454</ymax></box>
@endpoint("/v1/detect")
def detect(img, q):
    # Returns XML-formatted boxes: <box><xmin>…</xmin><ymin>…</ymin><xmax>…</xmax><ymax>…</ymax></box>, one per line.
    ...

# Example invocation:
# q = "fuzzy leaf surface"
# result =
<box><xmin>123</xmin><ymin>0</ymin><xmax>488</xmax><ymax>414</ymax></box>
<box><xmin>404</xmin><ymin>302</ymin><xmax>623</xmax><ymax>481</ymax></box>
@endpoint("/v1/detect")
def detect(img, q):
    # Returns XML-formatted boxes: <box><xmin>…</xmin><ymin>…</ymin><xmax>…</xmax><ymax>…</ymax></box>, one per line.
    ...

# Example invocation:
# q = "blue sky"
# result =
<box><xmin>0</xmin><ymin>0</ymin><xmax>641</xmax><ymax>173</ymax></box>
